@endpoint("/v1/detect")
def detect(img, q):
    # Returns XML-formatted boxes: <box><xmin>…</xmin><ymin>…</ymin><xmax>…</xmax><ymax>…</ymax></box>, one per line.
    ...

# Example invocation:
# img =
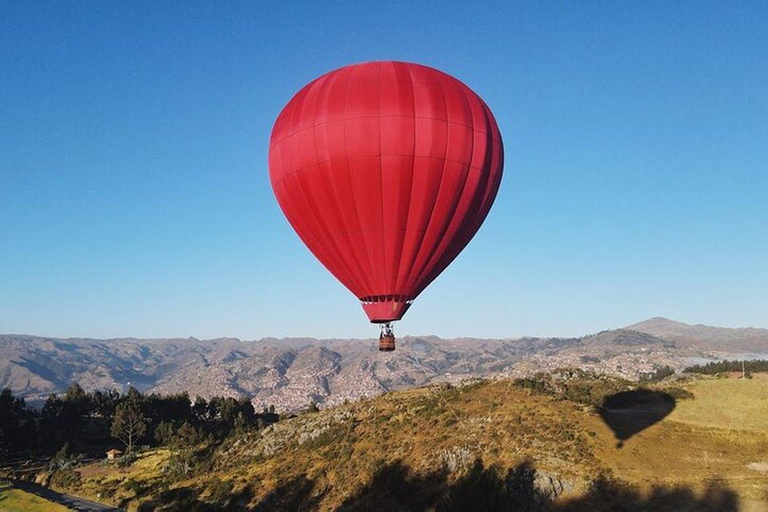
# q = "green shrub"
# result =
<box><xmin>154</xmin><ymin>421</ymin><xmax>176</xmax><ymax>446</ymax></box>
<box><xmin>639</xmin><ymin>366</ymin><xmax>675</xmax><ymax>382</ymax></box>
<box><xmin>50</xmin><ymin>468</ymin><xmax>82</xmax><ymax>489</ymax></box>
<box><xmin>663</xmin><ymin>387</ymin><xmax>695</xmax><ymax>400</ymax></box>
<box><xmin>683</xmin><ymin>359</ymin><xmax>768</xmax><ymax>375</ymax></box>
<box><xmin>117</xmin><ymin>451</ymin><xmax>139</xmax><ymax>468</ymax></box>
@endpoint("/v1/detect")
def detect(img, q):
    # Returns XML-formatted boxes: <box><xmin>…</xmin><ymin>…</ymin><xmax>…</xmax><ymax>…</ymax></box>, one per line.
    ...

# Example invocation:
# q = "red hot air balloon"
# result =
<box><xmin>269</xmin><ymin>61</ymin><xmax>503</xmax><ymax>350</ymax></box>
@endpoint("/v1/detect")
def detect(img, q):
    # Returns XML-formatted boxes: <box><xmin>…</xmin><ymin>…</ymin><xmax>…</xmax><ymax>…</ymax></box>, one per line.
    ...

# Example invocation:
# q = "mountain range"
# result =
<box><xmin>1</xmin><ymin>318</ymin><xmax>765</xmax><ymax>411</ymax></box>
<box><xmin>627</xmin><ymin>317</ymin><xmax>768</xmax><ymax>353</ymax></box>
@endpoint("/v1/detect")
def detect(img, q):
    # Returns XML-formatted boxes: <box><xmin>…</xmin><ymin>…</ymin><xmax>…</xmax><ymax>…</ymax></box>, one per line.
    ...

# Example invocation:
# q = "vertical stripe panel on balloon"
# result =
<box><xmin>393</xmin><ymin>66</ymin><xmax>438</xmax><ymax>295</ymax></box>
<box><xmin>394</xmin><ymin>77</ymin><xmax>449</xmax><ymax>294</ymax></box>
<box><xmin>323</xmin><ymin>68</ymin><xmax>375</xmax><ymax>294</ymax></box>
<box><xmin>282</xmin><ymin>78</ymin><xmax>362</xmax><ymax>292</ymax></box>
<box><xmin>378</xmin><ymin>62</ymin><xmax>414</xmax><ymax>294</ymax></box>
<box><xmin>312</xmin><ymin>125</ymin><xmax>367</xmax><ymax>293</ymax></box>
<box><xmin>344</xmin><ymin>63</ymin><xmax>385</xmax><ymax>293</ymax></box>
<box><xmin>313</xmin><ymin>70</ymin><xmax>372</xmax><ymax>294</ymax></box>
<box><xmin>418</xmin><ymin>106</ymin><xmax>501</xmax><ymax>293</ymax></box>
<box><xmin>389</xmin><ymin>62</ymin><xmax>418</xmax><ymax>297</ymax></box>
<box><xmin>407</xmin><ymin>82</ymin><xmax>454</xmax><ymax>286</ymax></box>
<box><xmin>292</xmin><ymin>79</ymin><xmax>354</xmax><ymax>286</ymax></box>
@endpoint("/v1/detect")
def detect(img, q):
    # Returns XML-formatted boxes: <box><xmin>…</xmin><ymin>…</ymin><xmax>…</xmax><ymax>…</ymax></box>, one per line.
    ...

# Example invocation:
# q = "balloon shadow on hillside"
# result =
<box><xmin>598</xmin><ymin>389</ymin><xmax>676</xmax><ymax>448</ymax></box>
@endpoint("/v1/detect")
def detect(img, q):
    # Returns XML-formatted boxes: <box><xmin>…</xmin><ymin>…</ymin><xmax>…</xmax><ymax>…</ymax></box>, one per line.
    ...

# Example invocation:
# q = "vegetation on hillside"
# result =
<box><xmin>0</xmin><ymin>383</ymin><xmax>279</xmax><ymax>465</ymax></box>
<box><xmin>638</xmin><ymin>365</ymin><xmax>675</xmax><ymax>383</ymax></box>
<box><xmin>512</xmin><ymin>368</ymin><xmax>691</xmax><ymax>407</ymax></box>
<box><xmin>683</xmin><ymin>358</ymin><xmax>768</xmax><ymax>375</ymax></box>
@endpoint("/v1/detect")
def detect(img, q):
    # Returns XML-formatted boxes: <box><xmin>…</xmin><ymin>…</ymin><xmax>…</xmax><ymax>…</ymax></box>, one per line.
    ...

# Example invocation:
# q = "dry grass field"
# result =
<box><xmin>590</xmin><ymin>378</ymin><xmax>768</xmax><ymax>510</ymax></box>
<box><xmin>672</xmin><ymin>377</ymin><xmax>768</xmax><ymax>432</ymax></box>
<box><xmin>0</xmin><ymin>484</ymin><xmax>69</xmax><ymax>512</ymax></box>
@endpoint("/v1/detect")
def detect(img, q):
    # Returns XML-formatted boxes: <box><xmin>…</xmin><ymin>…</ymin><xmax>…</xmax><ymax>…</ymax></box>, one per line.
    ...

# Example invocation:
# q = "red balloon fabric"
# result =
<box><xmin>269</xmin><ymin>61</ymin><xmax>503</xmax><ymax>323</ymax></box>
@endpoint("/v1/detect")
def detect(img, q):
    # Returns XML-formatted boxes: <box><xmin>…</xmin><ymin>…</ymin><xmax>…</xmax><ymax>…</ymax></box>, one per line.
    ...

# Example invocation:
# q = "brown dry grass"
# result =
<box><xmin>591</xmin><ymin>378</ymin><xmax>768</xmax><ymax>504</ymax></box>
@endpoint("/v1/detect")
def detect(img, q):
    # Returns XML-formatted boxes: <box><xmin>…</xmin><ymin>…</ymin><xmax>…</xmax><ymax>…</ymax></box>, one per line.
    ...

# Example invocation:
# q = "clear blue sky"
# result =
<box><xmin>1</xmin><ymin>1</ymin><xmax>766</xmax><ymax>339</ymax></box>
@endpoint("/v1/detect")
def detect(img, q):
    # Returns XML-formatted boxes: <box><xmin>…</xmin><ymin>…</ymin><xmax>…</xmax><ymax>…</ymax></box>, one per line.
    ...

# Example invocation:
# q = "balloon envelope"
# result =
<box><xmin>269</xmin><ymin>61</ymin><xmax>503</xmax><ymax>323</ymax></box>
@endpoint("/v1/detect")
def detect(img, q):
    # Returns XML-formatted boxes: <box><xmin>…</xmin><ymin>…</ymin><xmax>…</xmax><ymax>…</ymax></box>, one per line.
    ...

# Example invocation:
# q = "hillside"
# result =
<box><xmin>627</xmin><ymin>318</ymin><xmax>768</xmax><ymax>354</ymax></box>
<box><xmin>47</xmin><ymin>376</ymin><xmax>768</xmax><ymax>511</ymax></box>
<box><xmin>0</xmin><ymin>331</ymin><xmax>691</xmax><ymax>411</ymax></box>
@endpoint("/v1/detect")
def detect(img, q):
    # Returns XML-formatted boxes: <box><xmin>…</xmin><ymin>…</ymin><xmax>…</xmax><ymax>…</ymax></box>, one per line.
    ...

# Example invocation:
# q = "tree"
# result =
<box><xmin>154</xmin><ymin>421</ymin><xmax>176</xmax><ymax>446</ymax></box>
<box><xmin>111</xmin><ymin>401</ymin><xmax>146</xmax><ymax>453</ymax></box>
<box><xmin>219</xmin><ymin>397</ymin><xmax>240</xmax><ymax>427</ymax></box>
<box><xmin>41</xmin><ymin>393</ymin><xmax>86</xmax><ymax>450</ymax></box>
<box><xmin>207</xmin><ymin>397</ymin><xmax>223</xmax><ymax>421</ymax></box>
<box><xmin>192</xmin><ymin>396</ymin><xmax>208</xmax><ymax>422</ymax></box>
<box><xmin>49</xmin><ymin>442</ymin><xmax>72</xmax><ymax>470</ymax></box>
<box><xmin>167</xmin><ymin>421</ymin><xmax>200</xmax><ymax>478</ymax></box>
<box><xmin>0</xmin><ymin>389</ymin><xmax>23</xmax><ymax>435</ymax></box>
<box><xmin>63</xmin><ymin>382</ymin><xmax>92</xmax><ymax>424</ymax></box>
<box><xmin>90</xmin><ymin>389</ymin><xmax>120</xmax><ymax>417</ymax></box>
<box><xmin>125</xmin><ymin>386</ymin><xmax>144</xmax><ymax>403</ymax></box>
<box><xmin>238</xmin><ymin>398</ymin><xmax>255</xmax><ymax>422</ymax></box>
<box><xmin>0</xmin><ymin>388</ymin><xmax>28</xmax><ymax>456</ymax></box>
<box><xmin>174</xmin><ymin>421</ymin><xmax>198</xmax><ymax>448</ymax></box>
<box><xmin>64</xmin><ymin>382</ymin><xmax>88</xmax><ymax>404</ymax></box>
<box><xmin>233</xmin><ymin>412</ymin><xmax>247</xmax><ymax>433</ymax></box>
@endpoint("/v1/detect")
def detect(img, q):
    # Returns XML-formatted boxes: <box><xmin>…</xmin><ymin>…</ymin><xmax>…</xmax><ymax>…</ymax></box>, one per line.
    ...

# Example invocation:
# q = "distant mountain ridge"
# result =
<box><xmin>1</xmin><ymin>318</ymin><xmax>764</xmax><ymax>411</ymax></box>
<box><xmin>627</xmin><ymin>317</ymin><xmax>768</xmax><ymax>354</ymax></box>
<box><xmin>0</xmin><ymin>334</ymin><xmax>579</xmax><ymax>407</ymax></box>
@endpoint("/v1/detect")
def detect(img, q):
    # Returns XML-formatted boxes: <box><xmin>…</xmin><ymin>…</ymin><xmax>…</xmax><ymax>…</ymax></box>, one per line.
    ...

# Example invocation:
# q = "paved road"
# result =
<box><xmin>11</xmin><ymin>480</ymin><xmax>122</xmax><ymax>511</ymax></box>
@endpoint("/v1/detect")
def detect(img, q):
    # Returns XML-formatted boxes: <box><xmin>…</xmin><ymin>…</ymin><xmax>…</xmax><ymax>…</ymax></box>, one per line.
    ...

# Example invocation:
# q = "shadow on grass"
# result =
<box><xmin>598</xmin><ymin>389</ymin><xmax>676</xmax><ymax>448</ymax></box>
<box><xmin>339</xmin><ymin>460</ymin><xmax>739</xmax><ymax>512</ymax></box>
<box><xmin>253</xmin><ymin>475</ymin><xmax>322</xmax><ymax>511</ymax></box>
<box><xmin>558</xmin><ymin>474</ymin><xmax>739</xmax><ymax>512</ymax></box>
<box><xmin>133</xmin><ymin>459</ymin><xmax>740</xmax><ymax>511</ymax></box>
<box><xmin>137</xmin><ymin>483</ymin><xmax>255</xmax><ymax>512</ymax></box>
<box><xmin>338</xmin><ymin>460</ymin><xmax>449</xmax><ymax>511</ymax></box>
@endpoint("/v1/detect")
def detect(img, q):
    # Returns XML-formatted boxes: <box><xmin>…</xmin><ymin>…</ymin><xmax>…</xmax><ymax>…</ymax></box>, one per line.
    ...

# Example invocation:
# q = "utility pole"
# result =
<box><xmin>742</xmin><ymin>360</ymin><xmax>746</xmax><ymax>379</ymax></box>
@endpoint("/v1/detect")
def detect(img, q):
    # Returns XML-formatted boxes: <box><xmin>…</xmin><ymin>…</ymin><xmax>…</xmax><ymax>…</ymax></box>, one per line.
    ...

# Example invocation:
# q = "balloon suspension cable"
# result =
<box><xmin>379</xmin><ymin>322</ymin><xmax>396</xmax><ymax>352</ymax></box>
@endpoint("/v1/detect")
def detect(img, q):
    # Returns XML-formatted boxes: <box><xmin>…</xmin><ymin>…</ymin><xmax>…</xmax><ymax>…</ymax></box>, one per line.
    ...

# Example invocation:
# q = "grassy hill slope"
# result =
<box><xmin>591</xmin><ymin>378</ymin><xmax>768</xmax><ymax>508</ymax></box>
<box><xmin>0</xmin><ymin>483</ymin><xmax>69</xmax><ymax>512</ymax></box>
<box><xmin>61</xmin><ymin>377</ymin><xmax>767</xmax><ymax>511</ymax></box>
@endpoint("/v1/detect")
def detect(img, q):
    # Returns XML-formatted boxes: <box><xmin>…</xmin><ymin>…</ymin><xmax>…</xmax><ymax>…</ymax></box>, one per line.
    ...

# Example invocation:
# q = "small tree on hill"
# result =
<box><xmin>174</xmin><ymin>421</ymin><xmax>199</xmax><ymax>448</ymax></box>
<box><xmin>233</xmin><ymin>412</ymin><xmax>247</xmax><ymax>433</ymax></box>
<box><xmin>154</xmin><ymin>421</ymin><xmax>176</xmax><ymax>446</ymax></box>
<box><xmin>111</xmin><ymin>401</ymin><xmax>146</xmax><ymax>453</ymax></box>
<box><xmin>49</xmin><ymin>442</ymin><xmax>72</xmax><ymax>470</ymax></box>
